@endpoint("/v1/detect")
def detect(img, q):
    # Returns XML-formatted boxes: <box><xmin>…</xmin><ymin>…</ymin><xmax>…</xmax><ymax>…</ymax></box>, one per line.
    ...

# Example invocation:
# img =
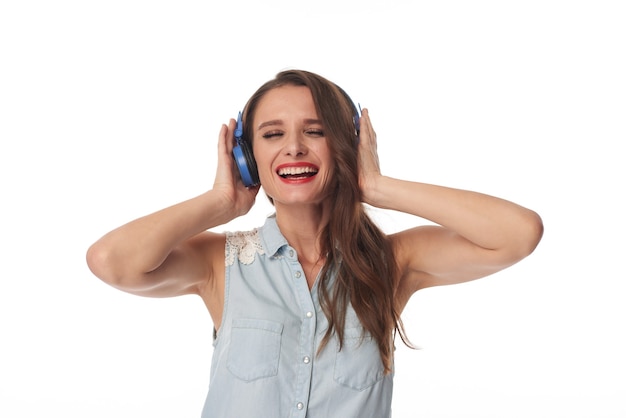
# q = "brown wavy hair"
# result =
<box><xmin>241</xmin><ymin>69</ymin><xmax>411</xmax><ymax>373</ymax></box>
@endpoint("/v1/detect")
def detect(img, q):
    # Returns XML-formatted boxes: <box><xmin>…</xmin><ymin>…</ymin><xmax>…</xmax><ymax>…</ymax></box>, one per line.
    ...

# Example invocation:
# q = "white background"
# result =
<box><xmin>1</xmin><ymin>1</ymin><xmax>625</xmax><ymax>417</ymax></box>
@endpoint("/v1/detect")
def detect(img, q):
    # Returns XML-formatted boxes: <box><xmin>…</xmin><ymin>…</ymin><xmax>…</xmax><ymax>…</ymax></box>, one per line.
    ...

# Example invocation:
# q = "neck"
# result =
<box><xmin>274</xmin><ymin>202</ymin><xmax>330</xmax><ymax>264</ymax></box>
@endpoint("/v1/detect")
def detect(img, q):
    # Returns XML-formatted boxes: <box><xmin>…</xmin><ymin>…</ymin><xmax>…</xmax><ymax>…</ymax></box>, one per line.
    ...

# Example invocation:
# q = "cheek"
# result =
<box><xmin>318</xmin><ymin>156</ymin><xmax>337</xmax><ymax>189</ymax></box>
<box><xmin>252</xmin><ymin>148</ymin><xmax>277</xmax><ymax>189</ymax></box>
<box><xmin>251</xmin><ymin>144</ymin><xmax>268</xmax><ymax>172</ymax></box>
<box><xmin>319</xmin><ymin>149</ymin><xmax>335</xmax><ymax>177</ymax></box>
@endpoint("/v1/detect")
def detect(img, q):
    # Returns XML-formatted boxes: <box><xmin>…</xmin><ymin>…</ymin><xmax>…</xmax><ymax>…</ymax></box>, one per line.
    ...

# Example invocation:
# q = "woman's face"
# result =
<box><xmin>252</xmin><ymin>85</ymin><xmax>334</xmax><ymax>208</ymax></box>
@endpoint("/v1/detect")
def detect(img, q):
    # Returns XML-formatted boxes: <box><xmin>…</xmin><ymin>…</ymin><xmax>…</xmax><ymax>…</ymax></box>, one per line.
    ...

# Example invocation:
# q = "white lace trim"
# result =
<box><xmin>225</xmin><ymin>229</ymin><xmax>265</xmax><ymax>266</ymax></box>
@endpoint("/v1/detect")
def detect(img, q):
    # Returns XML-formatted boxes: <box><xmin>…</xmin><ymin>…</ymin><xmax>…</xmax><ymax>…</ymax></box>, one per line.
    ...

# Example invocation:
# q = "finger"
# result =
<box><xmin>359</xmin><ymin>108</ymin><xmax>377</xmax><ymax>149</ymax></box>
<box><xmin>216</xmin><ymin>120</ymin><xmax>238</xmax><ymax>176</ymax></box>
<box><xmin>357</xmin><ymin>109</ymin><xmax>381</xmax><ymax>171</ymax></box>
<box><xmin>217</xmin><ymin>123</ymin><xmax>228</xmax><ymax>156</ymax></box>
<box><xmin>224</xmin><ymin>118</ymin><xmax>237</xmax><ymax>154</ymax></box>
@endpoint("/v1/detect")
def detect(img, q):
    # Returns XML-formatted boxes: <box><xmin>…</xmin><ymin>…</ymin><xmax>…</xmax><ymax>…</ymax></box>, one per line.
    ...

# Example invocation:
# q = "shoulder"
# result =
<box><xmin>389</xmin><ymin>225</ymin><xmax>439</xmax><ymax>266</ymax></box>
<box><xmin>187</xmin><ymin>230</ymin><xmax>226</xmax><ymax>252</ymax></box>
<box><xmin>389</xmin><ymin>226</ymin><xmax>445</xmax><ymax>300</ymax></box>
<box><xmin>184</xmin><ymin>231</ymin><xmax>228</xmax><ymax>277</ymax></box>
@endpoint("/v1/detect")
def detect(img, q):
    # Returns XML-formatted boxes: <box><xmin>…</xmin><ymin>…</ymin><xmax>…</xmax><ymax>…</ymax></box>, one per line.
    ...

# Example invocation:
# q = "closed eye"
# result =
<box><xmin>306</xmin><ymin>129</ymin><xmax>324</xmax><ymax>137</ymax></box>
<box><xmin>262</xmin><ymin>130</ymin><xmax>283</xmax><ymax>139</ymax></box>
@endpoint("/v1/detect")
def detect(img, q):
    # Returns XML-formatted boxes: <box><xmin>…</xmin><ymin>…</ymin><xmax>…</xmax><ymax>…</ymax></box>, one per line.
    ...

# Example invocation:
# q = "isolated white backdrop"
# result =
<box><xmin>1</xmin><ymin>1</ymin><xmax>625</xmax><ymax>417</ymax></box>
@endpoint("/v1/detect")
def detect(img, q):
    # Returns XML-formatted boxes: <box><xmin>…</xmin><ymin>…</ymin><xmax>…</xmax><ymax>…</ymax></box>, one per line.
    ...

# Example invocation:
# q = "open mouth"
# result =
<box><xmin>276</xmin><ymin>164</ymin><xmax>319</xmax><ymax>180</ymax></box>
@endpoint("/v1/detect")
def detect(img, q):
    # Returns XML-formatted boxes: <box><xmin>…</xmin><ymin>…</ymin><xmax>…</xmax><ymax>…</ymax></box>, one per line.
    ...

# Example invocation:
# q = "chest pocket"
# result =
<box><xmin>333</xmin><ymin>326</ymin><xmax>385</xmax><ymax>391</ymax></box>
<box><xmin>227</xmin><ymin>318</ymin><xmax>284</xmax><ymax>382</ymax></box>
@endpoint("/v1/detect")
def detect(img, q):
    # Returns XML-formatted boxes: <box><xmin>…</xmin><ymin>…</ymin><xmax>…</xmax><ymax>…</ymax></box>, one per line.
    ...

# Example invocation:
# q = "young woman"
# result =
<box><xmin>86</xmin><ymin>69</ymin><xmax>543</xmax><ymax>417</ymax></box>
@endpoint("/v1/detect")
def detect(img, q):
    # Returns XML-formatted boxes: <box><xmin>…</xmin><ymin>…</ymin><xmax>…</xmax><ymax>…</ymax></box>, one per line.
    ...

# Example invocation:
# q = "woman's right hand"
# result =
<box><xmin>212</xmin><ymin>118</ymin><xmax>260</xmax><ymax>217</ymax></box>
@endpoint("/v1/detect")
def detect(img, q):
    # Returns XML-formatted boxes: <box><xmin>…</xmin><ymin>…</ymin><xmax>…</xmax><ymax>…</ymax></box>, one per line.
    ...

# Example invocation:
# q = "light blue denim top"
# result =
<box><xmin>201</xmin><ymin>215</ymin><xmax>393</xmax><ymax>418</ymax></box>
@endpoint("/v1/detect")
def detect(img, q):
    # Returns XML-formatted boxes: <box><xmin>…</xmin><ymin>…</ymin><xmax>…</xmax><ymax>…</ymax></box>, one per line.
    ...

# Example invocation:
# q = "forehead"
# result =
<box><xmin>254</xmin><ymin>85</ymin><xmax>318</xmax><ymax>126</ymax></box>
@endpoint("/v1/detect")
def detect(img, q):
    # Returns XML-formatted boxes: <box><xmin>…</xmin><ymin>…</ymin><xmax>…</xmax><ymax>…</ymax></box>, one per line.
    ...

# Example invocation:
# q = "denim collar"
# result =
<box><xmin>259</xmin><ymin>214</ymin><xmax>289</xmax><ymax>257</ymax></box>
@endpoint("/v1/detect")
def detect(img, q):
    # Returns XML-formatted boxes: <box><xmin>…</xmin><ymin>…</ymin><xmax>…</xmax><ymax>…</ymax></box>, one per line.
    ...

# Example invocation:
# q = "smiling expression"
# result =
<box><xmin>251</xmin><ymin>85</ymin><xmax>334</xmax><ymax>208</ymax></box>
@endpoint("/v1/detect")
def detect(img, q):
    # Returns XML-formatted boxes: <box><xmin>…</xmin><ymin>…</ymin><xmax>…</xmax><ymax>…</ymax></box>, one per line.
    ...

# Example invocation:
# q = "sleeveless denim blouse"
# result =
<box><xmin>201</xmin><ymin>215</ymin><xmax>394</xmax><ymax>417</ymax></box>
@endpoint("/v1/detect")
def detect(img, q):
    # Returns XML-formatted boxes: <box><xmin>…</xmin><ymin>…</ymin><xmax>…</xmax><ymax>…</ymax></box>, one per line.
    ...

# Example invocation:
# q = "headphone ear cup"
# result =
<box><xmin>241</xmin><ymin>139</ymin><xmax>259</xmax><ymax>185</ymax></box>
<box><xmin>232</xmin><ymin>140</ymin><xmax>260</xmax><ymax>187</ymax></box>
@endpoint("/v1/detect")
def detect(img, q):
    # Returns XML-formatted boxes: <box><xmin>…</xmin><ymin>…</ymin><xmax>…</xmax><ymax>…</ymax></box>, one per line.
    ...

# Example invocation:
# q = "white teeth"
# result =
<box><xmin>278</xmin><ymin>166</ymin><xmax>318</xmax><ymax>176</ymax></box>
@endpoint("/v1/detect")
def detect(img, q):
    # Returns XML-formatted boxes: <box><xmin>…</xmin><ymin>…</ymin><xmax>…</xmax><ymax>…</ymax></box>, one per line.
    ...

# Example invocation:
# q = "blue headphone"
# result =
<box><xmin>232</xmin><ymin>111</ymin><xmax>260</xmax><ymax>187</ymax></box>
<box><xmin>232</xmin><ymin>97</ymin><xmax>361</xmax><ymax>188</ymax></box>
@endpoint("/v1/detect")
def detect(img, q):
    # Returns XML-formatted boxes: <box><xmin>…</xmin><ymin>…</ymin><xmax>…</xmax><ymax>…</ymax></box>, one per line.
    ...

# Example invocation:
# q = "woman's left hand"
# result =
<box><xmin>358</xmin><ymin>108</ymin><xmax>383</xmax><ymax>205</ymax></box>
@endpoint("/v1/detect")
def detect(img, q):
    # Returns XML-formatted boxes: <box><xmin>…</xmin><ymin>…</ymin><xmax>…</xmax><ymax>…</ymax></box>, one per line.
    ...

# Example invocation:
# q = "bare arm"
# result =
<box><xmin>358</xmin><ymin>109</ymin><xmax>543</xmax><ymax>293</ymax></box>
<box><xmin>86</xmin><ymin>119</ymin><xmax>259</xmax><ymax>297</ymax></box>
<box><xmin>383</xmin><ymin>179</ymin><xmax>542</xmax><ymax>290</ymax></box>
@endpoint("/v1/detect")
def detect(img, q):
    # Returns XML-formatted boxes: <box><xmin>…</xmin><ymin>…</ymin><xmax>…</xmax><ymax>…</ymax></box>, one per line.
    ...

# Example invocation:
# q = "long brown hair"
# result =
<box><xmin>242</xmin><ymin>69</ymin><xmax>411</xmax><ymax>373</ymax></box>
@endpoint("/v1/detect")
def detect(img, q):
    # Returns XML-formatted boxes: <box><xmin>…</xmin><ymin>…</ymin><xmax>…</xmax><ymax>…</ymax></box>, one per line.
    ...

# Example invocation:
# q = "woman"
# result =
<box><xmin>86</xmin><ymin>69</ymin><xmax>543</xmax><ymax>417</ymax></box>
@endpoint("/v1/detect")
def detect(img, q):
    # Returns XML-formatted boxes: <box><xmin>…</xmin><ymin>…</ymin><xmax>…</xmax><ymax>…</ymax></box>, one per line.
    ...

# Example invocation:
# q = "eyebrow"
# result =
<box><xmin>257</xmin><ymin>118</ymin><xmax>323</xmax><ymax>130</ymax></box>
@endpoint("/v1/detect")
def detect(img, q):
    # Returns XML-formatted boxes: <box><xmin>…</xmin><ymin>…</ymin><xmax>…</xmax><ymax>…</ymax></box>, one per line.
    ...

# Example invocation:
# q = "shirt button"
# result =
<box><xmin>297</xmin><ymin>402</ymin><xmax>304</xmax><ymax>410</ymax></box>
<box><xmin>305</xmin><ymin>311</ymin><xmax>313</xmax><ymax>318</ymax></box>
<box><xmin>303</xmin><ymin>356</ymin><xmax>310</xmax><ymax>364</ymax></box>
<box><xmin>294</xmin><ymin>271</ymin><xmax>302</xmax><ymax>278</ymax></box>
<box><xmin>289</xmin><ymin>249</ymin><xmax>294</xmax><ymax>257</ymax></box>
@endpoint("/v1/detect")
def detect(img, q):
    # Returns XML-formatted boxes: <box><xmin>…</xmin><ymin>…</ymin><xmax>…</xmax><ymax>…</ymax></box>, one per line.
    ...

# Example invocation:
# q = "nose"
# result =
<box><xmin>284</xmin><ymin>131</ymin><xmax>308</xmax><ymax>157</ymax></box>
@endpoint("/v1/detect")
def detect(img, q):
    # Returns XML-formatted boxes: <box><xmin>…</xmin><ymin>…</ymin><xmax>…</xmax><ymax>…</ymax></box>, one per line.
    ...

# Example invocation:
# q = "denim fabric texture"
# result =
<box><xmin>201</xmin><ymin>215</ymin><xmax>393</xmax><ymax>418</ymax></box>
